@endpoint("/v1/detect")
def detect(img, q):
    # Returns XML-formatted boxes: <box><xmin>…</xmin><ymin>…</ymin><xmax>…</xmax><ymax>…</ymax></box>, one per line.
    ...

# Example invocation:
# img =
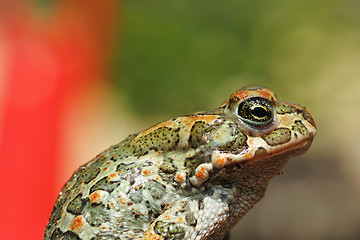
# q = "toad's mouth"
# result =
<box><xmin>265</xmin><ymin>138</ymin><xmax>313</xmax><ymax>160</ymax></box>
<box><xmin>211</xmin><ymin>133</ymin><xmax>315</xmax><ymax>169</ymax></box>
<box><xmin>244</xmin><ymin>136</ymin><xmax>315</xmax><ymax>165</ymax></box>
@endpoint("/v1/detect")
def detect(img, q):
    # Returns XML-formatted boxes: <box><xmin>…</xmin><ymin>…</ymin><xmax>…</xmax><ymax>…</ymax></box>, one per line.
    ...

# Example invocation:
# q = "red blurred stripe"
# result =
<box><xmin>0</xmin><ymin>2</ymin><xmax>118</xmax><ymax>239</ymax></box>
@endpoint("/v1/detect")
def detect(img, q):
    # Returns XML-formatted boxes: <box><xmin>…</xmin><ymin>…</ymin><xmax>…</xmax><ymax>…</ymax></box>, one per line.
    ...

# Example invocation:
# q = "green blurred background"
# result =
<box><xmin>116</xmin><ymin>0</ymin><xmax>358</xmax><ymax>115</ymax></box>
<box><xmin>2</xmin><ymin>0</ymin><xmax>360</xmax><ymax>239</ymax></box>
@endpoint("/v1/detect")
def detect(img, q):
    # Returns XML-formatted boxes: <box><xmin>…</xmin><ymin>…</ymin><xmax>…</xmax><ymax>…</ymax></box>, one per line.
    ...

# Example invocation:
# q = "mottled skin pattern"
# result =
<box><xmin>44</xmin><ymin>86</ymin><xmax>317</xmax><ymax>240</ymax></box>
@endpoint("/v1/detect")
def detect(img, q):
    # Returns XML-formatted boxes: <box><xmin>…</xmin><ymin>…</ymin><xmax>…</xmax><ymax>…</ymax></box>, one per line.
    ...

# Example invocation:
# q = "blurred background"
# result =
<box><xmin>0</xmin><ymin>0</ymin><xmax>359</xmax><ymax>239</ymax></box>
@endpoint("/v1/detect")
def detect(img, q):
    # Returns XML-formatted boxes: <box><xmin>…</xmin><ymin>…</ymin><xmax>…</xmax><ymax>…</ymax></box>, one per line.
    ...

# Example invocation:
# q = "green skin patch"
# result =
<box><xmin>262</xmin><ymin>128</ymin><xmax>291</xmax><ymax>146</ymax></box>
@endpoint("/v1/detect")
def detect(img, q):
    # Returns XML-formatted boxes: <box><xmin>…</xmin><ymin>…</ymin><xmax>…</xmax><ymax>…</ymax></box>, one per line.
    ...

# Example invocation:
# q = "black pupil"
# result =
<box><xmin>251</xmin><ymin>107</ymin><xmax>268</xmax><ymax>118</ymax></box>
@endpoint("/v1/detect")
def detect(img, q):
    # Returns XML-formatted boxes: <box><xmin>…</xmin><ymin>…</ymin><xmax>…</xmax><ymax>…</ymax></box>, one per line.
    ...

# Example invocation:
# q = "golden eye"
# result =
<box><xmin>237</xmin><ymin>97</ymin><xmax>273</xmax><ymax>127</ymax></box>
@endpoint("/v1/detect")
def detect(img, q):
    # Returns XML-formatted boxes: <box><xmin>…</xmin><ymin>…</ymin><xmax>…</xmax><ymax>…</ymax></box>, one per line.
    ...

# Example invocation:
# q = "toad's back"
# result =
<box><xmin>44</xmin><ymin>86</ymin><xmax>316</xmax><ymax>240</ymax></box>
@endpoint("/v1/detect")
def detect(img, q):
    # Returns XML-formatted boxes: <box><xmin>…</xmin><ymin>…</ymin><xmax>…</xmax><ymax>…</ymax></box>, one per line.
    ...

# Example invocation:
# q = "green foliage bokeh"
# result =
<box><xmin>112</xmin><ymin>0</ymin><xmax>359</xmax><ymax>116</ymax></box>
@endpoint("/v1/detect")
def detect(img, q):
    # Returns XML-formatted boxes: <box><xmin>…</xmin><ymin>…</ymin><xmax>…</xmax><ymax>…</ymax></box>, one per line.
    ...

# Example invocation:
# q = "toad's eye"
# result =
<box><xmin>237</xmin><ymin>97</ymin><xmax>273</xmax><ymax>127</ymax></box>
